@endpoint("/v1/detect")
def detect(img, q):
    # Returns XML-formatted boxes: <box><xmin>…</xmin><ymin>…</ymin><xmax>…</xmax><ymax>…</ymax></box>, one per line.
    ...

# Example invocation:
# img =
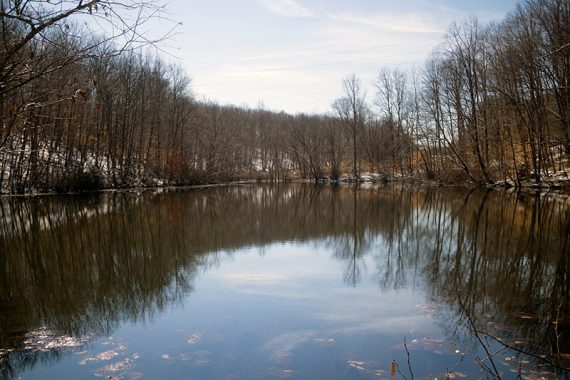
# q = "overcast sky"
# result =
<box><xmin>161</xmin><ymin>0</ymin><xmax>521</xmax><ymax>114</ymax></box>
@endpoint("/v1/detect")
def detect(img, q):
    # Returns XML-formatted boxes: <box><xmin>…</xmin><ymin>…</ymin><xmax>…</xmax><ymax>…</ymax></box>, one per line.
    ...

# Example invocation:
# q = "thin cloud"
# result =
<box><xmin>325</xmin><ymin>12</ymin><xmax>445</xmax><ymax>34</ymax></box>
<box><xmin>256</xmin><ymin>0</ymin><xmax>315</xmax><ymax>18</ymax></box>
<box><xmin>185</xmin><ymin>0</ymin><xmax>516</xmax><ymax>113</ymax></box>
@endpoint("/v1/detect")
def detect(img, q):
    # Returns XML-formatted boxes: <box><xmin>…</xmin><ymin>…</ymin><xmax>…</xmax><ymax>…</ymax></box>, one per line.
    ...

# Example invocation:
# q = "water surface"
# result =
<box><xmin>0</xmin><ymin>185</ymin><xmax>568</xmax><ymax>379</ymax></box>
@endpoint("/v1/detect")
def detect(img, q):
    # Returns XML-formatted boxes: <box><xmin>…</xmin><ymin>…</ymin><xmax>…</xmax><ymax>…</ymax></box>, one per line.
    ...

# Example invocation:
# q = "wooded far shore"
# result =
<box><xmin>1</xmin><ymin>0</ymin><xmax>569</xmax><ymax>194</ymax></box>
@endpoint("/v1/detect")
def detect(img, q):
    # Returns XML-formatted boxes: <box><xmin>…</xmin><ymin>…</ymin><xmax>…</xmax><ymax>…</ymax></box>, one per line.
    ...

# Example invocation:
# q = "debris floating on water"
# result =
<box><xmin>23</xmin><ymin>327</ymin><xmax>87</xmax><ymax>353</ymax></box>
<box><xmin>187</xmin><ymin>332</ymin><xmax>202</xmax><ymax>346</ymax></box>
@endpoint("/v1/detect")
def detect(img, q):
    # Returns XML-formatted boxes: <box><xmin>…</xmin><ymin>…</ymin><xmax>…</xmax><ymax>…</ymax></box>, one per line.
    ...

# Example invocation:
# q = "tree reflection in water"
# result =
<box><xmin>0</xmin><ymin>185</ymin><xmax>568</xmax><ymax>378</ymax></box>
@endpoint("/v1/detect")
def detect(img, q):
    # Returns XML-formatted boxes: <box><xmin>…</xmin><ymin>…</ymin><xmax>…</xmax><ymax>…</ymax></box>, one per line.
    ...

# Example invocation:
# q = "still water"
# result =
<box><xmin>0</xmin><ymin>184</ymin><xmax>568</xmax><ymax>379</ymax></box>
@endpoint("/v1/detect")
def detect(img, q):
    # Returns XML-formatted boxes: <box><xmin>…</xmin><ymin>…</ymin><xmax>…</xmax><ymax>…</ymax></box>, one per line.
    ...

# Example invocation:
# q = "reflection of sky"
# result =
<box><xmin>207</xmin><ymin>242</ymin><xmax>433</xmax><ymax>335</ymax></box>
<box><xmin>21</xmin><ymin>241</ymin><xmax>463</xmax><ymax>380</ymax></box>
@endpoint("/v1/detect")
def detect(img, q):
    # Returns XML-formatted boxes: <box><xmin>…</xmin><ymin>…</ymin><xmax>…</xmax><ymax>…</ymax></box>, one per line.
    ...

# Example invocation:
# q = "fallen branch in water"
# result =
<box><xmin>479</xmin><ymin>331</ymin><xmax>569</xmax><ymax>372</ymax></box>
<box><xmin>395</xmin><ymin>338</ymin><xmax>414</xmax><ymax>380</ymax></box>
<box><xmin>456</xmin><ymin>293</ymin><xmax>569</xmax><ymax>378</ymax></box>
<box><xmin>445</xmin><ymin>350</ymin><xmax>465</xmax><ymax>379</ymax></box>
<box><xmin>456</xmin><ymin>296</ymin><xmax>502</xmax><ymax>379</ymax></box>
<box><xmin>403</xmin><ymin>337</ymin><xmax>414</xmax><ymax>380</ymax></box>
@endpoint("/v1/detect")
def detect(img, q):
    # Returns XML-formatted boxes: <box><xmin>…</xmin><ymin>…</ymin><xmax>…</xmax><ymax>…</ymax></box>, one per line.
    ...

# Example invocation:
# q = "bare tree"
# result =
<box><xmin>333</xmin><ymin>74</ymin><xmax>367</xmax><ymax>180</ymax></box>
<box><xmin>375</xmin><ymin>68</ymin><xmax>411</xmax><ymax>177</ymax></box>
<box><xmin>323</xmin><ymin>116</ymin><xmax>346</xmax><ymax>181</ymax></box>
<box><xmin>0</xmin><ymin>0</ymin><xmax>175</xmax><ymax>119</ymax></box>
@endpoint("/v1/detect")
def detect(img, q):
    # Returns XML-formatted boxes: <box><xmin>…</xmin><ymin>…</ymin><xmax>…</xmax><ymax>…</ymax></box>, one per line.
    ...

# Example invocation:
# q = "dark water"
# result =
<box><xmin>0</xmin><ymin>184</ymin><xmax>568</xmax><ymax>380</ymax></box>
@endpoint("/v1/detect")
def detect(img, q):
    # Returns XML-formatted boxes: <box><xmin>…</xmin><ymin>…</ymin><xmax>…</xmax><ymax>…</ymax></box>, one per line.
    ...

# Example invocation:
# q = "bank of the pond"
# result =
<box><xmin>3</xmin><ymin>168</ymin><xmax>570</xmax><ymax>197</ymax></box>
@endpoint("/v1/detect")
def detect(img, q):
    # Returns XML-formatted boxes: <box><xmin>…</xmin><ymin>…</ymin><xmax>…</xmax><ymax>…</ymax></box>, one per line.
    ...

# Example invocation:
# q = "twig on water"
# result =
<box><xmin>403</xmin><ymin>337</ymin><xmax>414</xmax><ymax>380</ymax></box>
<box><xmin>395</xmin><ymin>337</ymin><xmax>415</xmax><ymax>380</ymax></box>
<box><xmin>480</xmin><ymin>331</ymin><xmax>569</xmax><ymax>371</ymax></box>
<box><xmin>445</xmin><ymin>351</ymin><xmax>465</xmax><ymax>379</ymax></box>
<box><xmin>456</xmin><ymin>294</ymin><xmax>502</xmax><ymax>379</ymax></box>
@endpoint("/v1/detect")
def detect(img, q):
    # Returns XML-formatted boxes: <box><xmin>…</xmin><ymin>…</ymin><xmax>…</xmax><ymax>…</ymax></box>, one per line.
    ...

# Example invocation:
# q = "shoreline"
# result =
<box><xmin>2</xmin><ymin>175</ymin><xmax>570</xmax><ymax>198</ymax></box>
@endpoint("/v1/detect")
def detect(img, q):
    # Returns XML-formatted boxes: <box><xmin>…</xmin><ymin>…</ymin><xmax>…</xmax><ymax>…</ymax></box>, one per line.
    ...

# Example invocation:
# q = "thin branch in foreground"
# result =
<box><xmin>456</xmin><ymin>294</ymin><xmax>502</xmax><ymax>379</ymax></box>
<box><xmin>403</xmin><ymin>337</ymin><xmax>414</xmax><ymax>380</ymax></box>
<box><xmin>479</xmin><ymin>331</ymin><xmax>570</xmax><ymax>372</ymax></box>
<box><xmin>446</xmin><ymin>351</ymin><xmax>465</xmax><ymax>379</ymax></box>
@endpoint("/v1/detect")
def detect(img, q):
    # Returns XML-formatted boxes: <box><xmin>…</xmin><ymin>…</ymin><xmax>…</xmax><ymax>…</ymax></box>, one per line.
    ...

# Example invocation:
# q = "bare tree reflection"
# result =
<box><xmin>333</xmin><ymin>186</ymin><xmax>368</xmax><ymax>286</ymax></box>
<box><xmin>398</xmin><ymin>189</ymin><xmax>570</xmax><ymax>376</ymax></box>
<box><xmin>0</xmin><ymin>185</ymin><xmax>568</xmax><ymax>378</ymax></box>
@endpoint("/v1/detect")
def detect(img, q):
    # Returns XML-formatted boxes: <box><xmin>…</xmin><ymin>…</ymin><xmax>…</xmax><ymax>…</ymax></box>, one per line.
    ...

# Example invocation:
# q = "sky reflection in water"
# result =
<box><xmin>54</xmin><ymin>244</ymin><xmax>448</xmax><ymax>380</ymax></box>
<box><xmin>1</xmin><ymin>185</ymin><xmax>568</xmax><ymax>379</ymax></box>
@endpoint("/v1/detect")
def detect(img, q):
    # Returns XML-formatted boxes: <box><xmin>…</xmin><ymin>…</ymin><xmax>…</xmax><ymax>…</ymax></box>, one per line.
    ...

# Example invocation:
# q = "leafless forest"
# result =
<box><xmin>1</xmin><ymin>0</ymin><xmax>568</xmax><ymax>193</ymax></box>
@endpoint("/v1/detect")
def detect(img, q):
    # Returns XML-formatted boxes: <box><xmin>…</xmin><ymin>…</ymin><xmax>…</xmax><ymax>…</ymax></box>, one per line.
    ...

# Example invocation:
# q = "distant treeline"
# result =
<box><xmin>1</xmin><ymin>0</ymin><xmax>568</xmax><ymax>193</ymax></box>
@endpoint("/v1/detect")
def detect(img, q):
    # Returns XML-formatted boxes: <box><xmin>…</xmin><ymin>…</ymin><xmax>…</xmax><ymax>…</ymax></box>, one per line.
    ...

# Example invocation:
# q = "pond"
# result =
<box><xmin>0</xmin><ymin>184</ymin><xmax>568</xmax><ymax>379</ymax></box>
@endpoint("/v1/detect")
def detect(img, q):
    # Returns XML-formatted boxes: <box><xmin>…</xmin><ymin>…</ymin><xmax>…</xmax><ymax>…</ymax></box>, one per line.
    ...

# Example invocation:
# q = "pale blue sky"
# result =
<box><xmin>161</xmin><ymin>0</ymin><xmax>521</xmax><ymax>114</ymax></box>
